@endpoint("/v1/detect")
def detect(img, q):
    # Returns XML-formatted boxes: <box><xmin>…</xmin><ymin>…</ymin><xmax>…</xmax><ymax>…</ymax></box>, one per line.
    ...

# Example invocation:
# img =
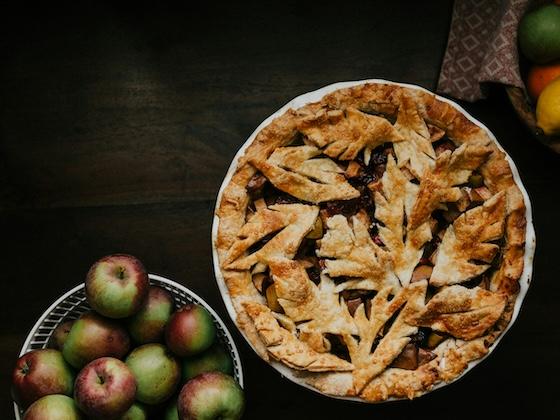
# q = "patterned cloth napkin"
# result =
<box><xmin>437</xmin><ymin>0</ymin><xmax>531</xmax><ymax>102</ymax></box>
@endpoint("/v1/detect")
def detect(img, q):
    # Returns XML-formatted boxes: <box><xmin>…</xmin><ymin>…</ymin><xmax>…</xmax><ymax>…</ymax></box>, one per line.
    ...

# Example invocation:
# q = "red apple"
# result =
<box><xmin>23</xmin><ymin>394</ymin><xmax>83</xmax><ymax>420</ymax></box>
<box><xmin>182</xmin><ymin>343</ymin><xmax>233</xmax><ymax>382</ymax></box>
<box><xmin>62</xmin><ymin>311</ymin><xmax>130</xmax><ymax>369</ymax></box>
<box><xmin>12</xmin><ymin>349</ymin><xmax>74</xmax><ymax>408</ymax></box>
<box><xmin>178</xmin><ymin>372</ymin><xmax>244</xmax><ymax>420</ymax></box>
<box><xmin>165</xmin><ymin>304</ymin><xmax>216</xmax><ymax>357</ymax></box>
<box><xmin>85</xmin><ymin>254</ymin><xmax>149</xmax><ymax>319</ymax></box>
<box><xmin>128</xmin><ymin>286</ymin><xmax>174</xmax><ymax>344</ymax></box>
<box><xmin>49</xmin><ymin>320</ymin><xmax>75</xmax><ymax>350</ymax></box>
<box><xmin>74</xmin><ymin>357</ymin><xmax>136</xmax><ymax>418</ymax></box>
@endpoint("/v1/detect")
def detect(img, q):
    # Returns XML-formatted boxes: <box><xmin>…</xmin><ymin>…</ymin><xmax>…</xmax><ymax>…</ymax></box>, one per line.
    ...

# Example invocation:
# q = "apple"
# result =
<box><xmin>165</xmin><ymin>304</ymin><xmax>216</xmax><ymax>357</ymax></box>
<box><xmin>182</xmin><ymin>343</ymin><xmax>233</xmax><ymax>382</ymax></box>
<box><xmin>49</xmin><ymin>320</ymin><xmax>75</xmax><ymax>350</ymax></box>
<box><xmin>85</xmin><ymin>254</ymin><xmax>149</xmax><ymax>319</ymax></box>
<box><xmin>120</xmin><ymin>402</ymin><xmax>148</xmax><ymax>420</ymax></box>
<box><xmin>178</xmin><ymin>372</ymin><xmax>244</xmax><ymax>420</ymax></box>
<box><xmin>23</xmin><ymin>394</ymin><xmax>83</xmax><ymax>420</ymax></box>
<box><xmin>12</xmin><ymin>349</ymin><xmax>74</xmax><ymax>408</ymax></box>
<box><xmin>128</xmin><ymin>286</ymin><xmax>174</xmax><ymax>344</ymax></box>
<box><xmin>163</xmin><ymin>398</ymin><xmax>179</xmax><ymax>420</ymax></box>
<box><xmin>62</xmin><ymin>311</ymin><xmax>130</xmax><ymax>369</ymax></box>
<box><xmin>74</xmin><ymin>357</ymin><xmax>136</xmax><ymax>418</ymax></box>
<box><xmin>125</xmin><ymin>343</ymin><xmax>180</xmax><ymax>405</ymax></box>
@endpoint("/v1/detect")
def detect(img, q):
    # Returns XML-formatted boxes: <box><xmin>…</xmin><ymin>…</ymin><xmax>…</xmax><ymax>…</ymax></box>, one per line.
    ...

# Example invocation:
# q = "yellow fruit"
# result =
<box><xmin>536</xmin><ymin>76</ymin><xmax>560</xmax><ymax>136</ymax></box>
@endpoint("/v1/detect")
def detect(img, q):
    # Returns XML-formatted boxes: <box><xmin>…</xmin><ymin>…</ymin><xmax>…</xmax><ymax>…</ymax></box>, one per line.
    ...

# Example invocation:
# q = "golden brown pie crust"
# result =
<box><xmin>215</xmin><ymin>83</ymin><xmax>526</xmax><ymax>401</ymax></box>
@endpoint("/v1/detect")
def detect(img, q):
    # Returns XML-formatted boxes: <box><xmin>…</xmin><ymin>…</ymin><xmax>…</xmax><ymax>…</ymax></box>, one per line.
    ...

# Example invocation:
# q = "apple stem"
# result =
<box><xmin>117</xmin><ymin>267</ymin><xmax>126</xmax><ymax>279</ymax></box>
<box><xmin>97</xmin><ymin>375</ymin><xmax>105</xmax><ymax>385</ymax></box>
<box><xmin>21</xmin><ymin>362</ymin><xmax>30</xmax><ymax>375</ymax></box>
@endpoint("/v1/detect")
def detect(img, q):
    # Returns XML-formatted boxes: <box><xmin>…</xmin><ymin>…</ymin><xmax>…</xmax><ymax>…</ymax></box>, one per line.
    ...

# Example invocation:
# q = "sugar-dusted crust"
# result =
<box><xmin>215</xmin><ymin>82</ymin><xmax>527</xmax><ymax>402</ymax></box>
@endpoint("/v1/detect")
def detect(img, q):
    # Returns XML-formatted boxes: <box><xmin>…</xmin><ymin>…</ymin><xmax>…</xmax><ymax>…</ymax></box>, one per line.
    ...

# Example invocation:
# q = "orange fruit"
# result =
<box><xmin>526</xmin><ymin>61</ymin><xmax>560</xmax><ymax>100</ymax></box>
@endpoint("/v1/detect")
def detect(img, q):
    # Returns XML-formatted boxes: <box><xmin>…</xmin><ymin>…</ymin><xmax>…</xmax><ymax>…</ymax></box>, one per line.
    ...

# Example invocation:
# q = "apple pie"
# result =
<box><xmin>214</xmin><ymin>82</ymin><xmax>527</xmax><ymax>401</ymax></box>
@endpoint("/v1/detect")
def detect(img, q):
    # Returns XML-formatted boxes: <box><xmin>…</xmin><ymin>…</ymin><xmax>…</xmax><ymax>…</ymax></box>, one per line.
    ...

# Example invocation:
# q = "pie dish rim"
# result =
<box><xmin>211</xmin><ymin>78</ymin><xmax>536</xmax><ymax>402</ymax></box>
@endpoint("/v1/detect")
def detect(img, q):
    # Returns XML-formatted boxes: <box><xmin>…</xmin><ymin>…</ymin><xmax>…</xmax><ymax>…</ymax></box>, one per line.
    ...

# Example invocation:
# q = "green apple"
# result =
<box><xmin>125</xmin><ymin>343</ymin><xmax>180</xmax><ymax>405</ymax></box>
<box><xmin>519</xmin><ymin>4</ymin><xmax>560</xmax><ymax>63</ymax></box>
<box><xmin>62</xmin><ymin>311</ymin><xmax>130</xmax><ymax>369</ymax></box>
<box><xmin>119</xmin><ymin>402</ymin><xmax>148</xmax><ymax>420</ymax></box>
<box><xmin>128</xmin><ymin>286</ymin><xmax>174</xmax><ymax>344</ymax></box>
<box><xmin>85</xmin><ymin>254</ymin><xmax>149</xmax><ymax>319</ymax></box>
<box><xmin>178</xmin><ymin>372</ymin><xmax>244</xmax><ymax>420</ymax></box>
<box><xmin>182</xmin><ymin>343</ymin><xmax>233</xmax><ymax>382</ymax></box>
<box><xmin>23</xmin><ymin>394</ymin><xmax>83</xmax><ymax>420</ymax></box>
<box><xmin>163</xmin><ymin>398</ymin><xmax>179</xmax><ymax>420</ymax></box>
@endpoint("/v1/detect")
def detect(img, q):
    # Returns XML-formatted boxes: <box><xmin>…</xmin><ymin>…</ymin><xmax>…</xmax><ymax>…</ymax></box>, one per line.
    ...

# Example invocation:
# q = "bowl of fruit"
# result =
<box><xmin>11</xmin><ymin>254</ymin><xmax>245</xmax><ymax>420</ymax></box>
<box><xmin>506</xmin><ymin>0</ymin><xmax>560</xmax><ymax>152</ymax></box>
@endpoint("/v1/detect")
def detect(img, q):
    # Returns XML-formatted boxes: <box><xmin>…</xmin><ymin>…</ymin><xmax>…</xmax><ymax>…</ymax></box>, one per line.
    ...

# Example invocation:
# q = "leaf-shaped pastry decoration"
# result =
<box><xmin>374</xmin><ymin>155</ymin><xmax>432</xmax><ymax>286</ymax></box>
<box><xmin>243</xmin><ymin>301</ymin><xmax>354</xmax><ymax>372</ymax></box>
<box><xmin>408</xmin><ymin>143</ymin><xmax>492</xmax><ymax>229</ymax></box>
<box><xmin>411</xmin><ymin>285</ymin><xmax>507</xmax><ymax>340</ymax></box>
<box><xmin>343</xmin><ymin>288</ymin><xmax>401</xmax><ymax>372</ymax></box>
<box><xmin>297</xmin><ymin>107</ymin><xmax>403</xmax><ymax>161</ymax></box>
<box><xmin>393</xmin><ymin>94</ymin><xmax>436</xmax><ymax>178</ymax></box>
<box><xmin>343</xmin><ymin>281</ymin><xmax>428</xmax><ymax>393</ymax></box>
<box><xmin>223</xmin><ymin>203</ymin><xmax>319</xmax><ymax>270</ymax></box>
<box><xmin>269</xmin><ymin>258</ymin><xmax>357</xmax><ymax>336</ymax></box>
<box><xmin>249</xmin><ymin>145</ymin><xmax>359</xmax><ymax>203</ymax></box>
<box><xmin>317</xmin><ymin>214</ymin><xmax>401</xmax><ymax>294</ymax></box>
<box><xmin>430</xmin><ymin>192</ymin><xmax>506</xmax><ymax>287</ymax></box>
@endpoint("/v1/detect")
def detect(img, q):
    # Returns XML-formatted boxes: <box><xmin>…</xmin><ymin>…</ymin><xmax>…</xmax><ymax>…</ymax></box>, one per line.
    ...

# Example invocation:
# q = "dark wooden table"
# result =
<box><xmin>2</xmin><ymin>1</ymin><xmax>559</xmax><ymax>418</ymax></box>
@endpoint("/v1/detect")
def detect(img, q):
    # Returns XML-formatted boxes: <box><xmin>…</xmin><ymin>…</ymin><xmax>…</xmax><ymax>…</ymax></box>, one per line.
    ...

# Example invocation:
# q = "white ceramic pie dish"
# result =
<box><xmin>211</xmin><ymin>79</ymin><xmax>536</xmax><ymax>402</ymax></box>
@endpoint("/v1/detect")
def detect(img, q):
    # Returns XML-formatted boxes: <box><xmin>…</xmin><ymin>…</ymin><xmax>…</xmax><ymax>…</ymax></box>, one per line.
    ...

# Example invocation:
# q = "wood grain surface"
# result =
<box><xmin>1</xmin><ymin>1</ymin><xmax>559</xmax><ymax>418</ymax></box>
